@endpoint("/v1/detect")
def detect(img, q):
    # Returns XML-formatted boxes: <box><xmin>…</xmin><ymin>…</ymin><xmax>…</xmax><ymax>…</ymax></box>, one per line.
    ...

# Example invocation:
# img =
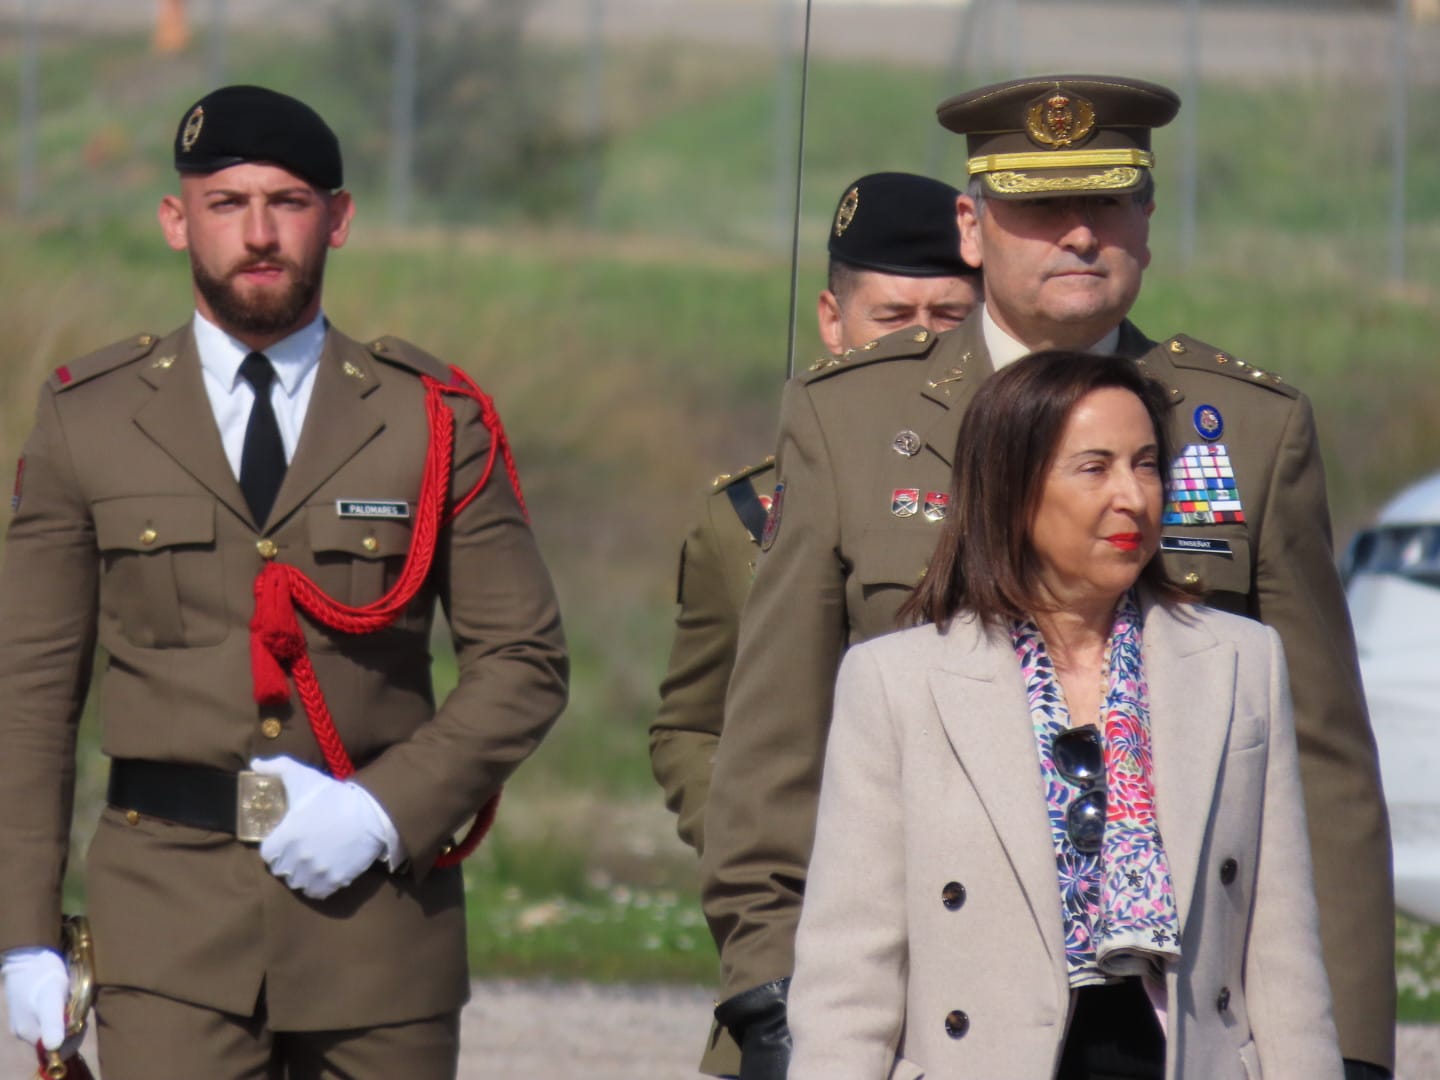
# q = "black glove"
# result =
<box><xmin>1342</xmin><ymin>1060</ymin><xmax>1392</xmax><ymax>1080</ymax></box>
<box><xmin>714</xmin><ymin>977</ymin><xmax>792</xmax><ymax>1080</ymax></box>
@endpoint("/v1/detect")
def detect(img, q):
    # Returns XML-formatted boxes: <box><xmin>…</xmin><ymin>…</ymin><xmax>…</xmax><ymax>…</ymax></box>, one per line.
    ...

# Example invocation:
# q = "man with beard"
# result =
<box><xmin>0</xmin><ymin>85</ymin><xmax>568</xmax><ymax>1078</ymax></box>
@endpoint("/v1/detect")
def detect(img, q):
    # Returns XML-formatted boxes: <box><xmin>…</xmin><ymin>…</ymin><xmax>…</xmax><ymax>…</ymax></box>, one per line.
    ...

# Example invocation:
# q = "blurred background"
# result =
<box><xmin>2</xmin><ymin>0</ymin><xmax>1439</xmax><ymax>1016</ymax></box>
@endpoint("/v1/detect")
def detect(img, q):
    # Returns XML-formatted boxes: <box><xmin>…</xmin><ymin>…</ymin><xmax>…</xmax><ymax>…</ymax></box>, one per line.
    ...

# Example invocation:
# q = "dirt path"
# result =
<box><xmin>3</xmin><ymin>978</ymin><xmax>1438</xmax><ymax>1077</ymax></box>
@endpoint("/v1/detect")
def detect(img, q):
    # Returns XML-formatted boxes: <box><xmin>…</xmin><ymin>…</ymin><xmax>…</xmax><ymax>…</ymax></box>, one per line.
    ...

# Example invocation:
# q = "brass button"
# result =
<box><xmin>137</xmin><ymin>334</ymin><xmax>155</xmax><ymax>347</ymax></box>
<box><xmin>260</xmin><ymin>718</ymin><xmax>283</xmax><ymax>739</ymax></box>
<box><xmin>139</xmin><ymin>528</ymin><xmax>157</xmax><ymax>546</ymax></box>
<box><xmin>912</xmin><ymin>329</ymin><xmax>930</xmax><ymax>343</ymax></box>
<box><xmin>125</xmin><ymin>810</ymin><xmax>140</xmax><ymax>826</ymax></box>
<box><xmin>1183</xmin><ymin>572</ymin><xmax>1201</xmax><ymax>586</ymax></box>
<box><xmin>1169</xmin><ymin>339</ymin><xmax>1185</xmax><ymax>354</ymax></box>
<box><xmin>362</xmin><ymin>536</ymin><xmax>379</xmax><ymax>553</ymax></box>
<box><xmin>256</xmin><ymin>539</ymin><xmax>278</xmax><ymax>559</ymax></box>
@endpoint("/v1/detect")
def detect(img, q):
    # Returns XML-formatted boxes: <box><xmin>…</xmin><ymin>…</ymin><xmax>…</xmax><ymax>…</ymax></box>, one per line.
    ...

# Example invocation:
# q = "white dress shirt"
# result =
<box><xmin>193</xmin><ymin>309</ymin><xmax>326</xmax><ymax>479</ymax></box>
<box><xmin>982</xmin><ymin>303</ymin><xmax>1122</xmax><ymax>369</ymax></box>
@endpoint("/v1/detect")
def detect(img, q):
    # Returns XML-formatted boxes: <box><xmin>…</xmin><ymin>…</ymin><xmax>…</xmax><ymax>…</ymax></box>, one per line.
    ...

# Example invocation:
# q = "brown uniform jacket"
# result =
<box><xmin>651</xmin><ymin>458</ymin><xmax>775</xmax><ymax>857</ymax></box>
<box><xmin>699</xmin><ymin>313</ymin><xmax>1394</xmax><ymax>1070</ymax></box>
<box><xmin>0</xmin><ymin>324</ymin><xmax>568</xmax><ymax>1030</ymax></box>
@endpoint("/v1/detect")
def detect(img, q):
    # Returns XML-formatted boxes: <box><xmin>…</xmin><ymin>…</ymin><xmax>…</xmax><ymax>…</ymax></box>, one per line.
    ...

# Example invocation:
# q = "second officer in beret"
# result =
<box><xmin>652</xmin><ymin>171</ymin><xmax>980</xmax><ymax>1077</ymax></box>
<box><xmin>700</xmin><ymin>74</ymin><xmax>1393</xmax><ymax>1080</ymax></box>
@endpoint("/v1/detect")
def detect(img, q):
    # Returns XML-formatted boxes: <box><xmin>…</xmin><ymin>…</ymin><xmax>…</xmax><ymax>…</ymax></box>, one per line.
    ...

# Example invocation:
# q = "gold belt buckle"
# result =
<box><xmin>236</xmin><ymin>770</ymin><xmax>288</xmax><ymax>843</ymax></box>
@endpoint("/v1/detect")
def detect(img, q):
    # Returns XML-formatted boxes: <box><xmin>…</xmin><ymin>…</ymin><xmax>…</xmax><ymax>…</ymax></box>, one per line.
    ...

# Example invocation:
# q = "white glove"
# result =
<box><xmin>2</xmin><ymin>947</ymin><xmax>67</xmax><ymax>1051</ymax></box>
<box><xmin>251</xmin><ymin>756</ymin><xmax>401</xmax><ymax>900</ymax></box>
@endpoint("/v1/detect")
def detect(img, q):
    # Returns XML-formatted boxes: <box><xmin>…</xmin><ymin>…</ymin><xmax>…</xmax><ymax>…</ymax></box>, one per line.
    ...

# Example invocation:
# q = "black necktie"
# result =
<box><xmin>239</xmin><ymin>352</ymin><xmax>287</xmax><ymax>527</ymax></box>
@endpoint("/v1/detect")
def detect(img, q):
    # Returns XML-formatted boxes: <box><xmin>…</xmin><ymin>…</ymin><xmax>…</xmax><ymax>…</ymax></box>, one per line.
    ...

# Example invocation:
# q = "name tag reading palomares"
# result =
<box><xmin>1160</xmin><ymin>536</ymin><xmax>1234</xmax><ymax>557</ymax></box>
<box><xmin>336</xmin><ymin>499</ymin><xmax>410</xmax><ymax>520</ymax></box>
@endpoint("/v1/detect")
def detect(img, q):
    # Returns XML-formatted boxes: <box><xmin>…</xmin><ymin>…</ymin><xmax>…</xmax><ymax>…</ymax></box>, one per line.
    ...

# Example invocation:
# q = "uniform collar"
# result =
<box><xmin>980</xmin><ymin>304</ymin><xmax>1121</xmax><ymax>369</ymax></box>
<box><xmin>192</xmin><ymin>309</ymin><xmax>328</xmax><ymax>397</ymax></box>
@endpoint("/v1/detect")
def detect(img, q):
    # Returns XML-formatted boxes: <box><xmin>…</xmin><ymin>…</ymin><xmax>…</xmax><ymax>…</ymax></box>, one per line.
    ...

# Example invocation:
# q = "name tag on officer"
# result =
<box><xmin>336</xmin><ymin>499</ymin><xmax>410</xmax><ymax>520</ymax></box>
<box><xmin>1161</xmin><ymin>536</ymin><xmax>1233</xmax><ymax>557</ymax></box>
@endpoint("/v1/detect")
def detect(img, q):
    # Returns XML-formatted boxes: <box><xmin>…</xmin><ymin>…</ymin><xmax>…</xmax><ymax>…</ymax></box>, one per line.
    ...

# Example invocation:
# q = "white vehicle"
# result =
<box><xmin>1343</xmin><ymin>472</ymin><xmax>1440</xmax><ymax>925</ymax></box>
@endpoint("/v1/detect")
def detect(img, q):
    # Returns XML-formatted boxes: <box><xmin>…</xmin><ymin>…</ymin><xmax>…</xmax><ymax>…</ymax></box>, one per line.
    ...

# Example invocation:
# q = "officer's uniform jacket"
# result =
<box><xmin>651</xmin><ymin>458</ymin><xmax>774</xmax><ymax>858</ymax></box>
<box><xmin>0</xmin><ymin>324</ymin><xmax>568</xmax><ymax>1030</ymax></box>
<box><xmin>699</xmin><ymin>312</ymin><xmax>1394</xmax><ymax>1069</ymax></box>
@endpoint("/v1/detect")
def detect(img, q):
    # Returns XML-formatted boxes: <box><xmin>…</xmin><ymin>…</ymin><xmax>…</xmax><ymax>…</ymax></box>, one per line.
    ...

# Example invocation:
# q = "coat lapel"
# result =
<box><xmin>263</xmin><ymin>331</ymin><xmax>385</xmax><ymax>533</ymax></box>
<box><xmin>928</xmin><ymin>621</ymin><xmax>1067</xmax><ymax>971</ymax></box>
<box><xmin>133</xmin><ymin>327</ymin><xmax>253</xmax><ymax>525</ymax></box>
<box><xmin>905</xmin><ymin>318</ymin><xmax>995</xmax><ymax>470</ymax></box>
<box><xmin>1142</xmin><ymin>598</ymin><xmax>1238</xmax><ymax>927</ymax></box>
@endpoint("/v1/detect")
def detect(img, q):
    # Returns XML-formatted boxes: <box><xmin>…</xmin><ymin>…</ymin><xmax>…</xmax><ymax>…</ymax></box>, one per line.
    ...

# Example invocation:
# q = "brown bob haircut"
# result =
<box><xmin>900</xmin><ymin>350</ymin><xmax>1187</xmax><ymax>631</ymax></box>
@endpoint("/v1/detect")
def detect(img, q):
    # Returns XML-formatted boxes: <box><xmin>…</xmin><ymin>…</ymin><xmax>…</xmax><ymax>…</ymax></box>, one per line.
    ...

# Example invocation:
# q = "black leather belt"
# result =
<box><xmin>107</xmin><ymin>759</ymin><xmax>288</xmax><ymax>842</ymax></box>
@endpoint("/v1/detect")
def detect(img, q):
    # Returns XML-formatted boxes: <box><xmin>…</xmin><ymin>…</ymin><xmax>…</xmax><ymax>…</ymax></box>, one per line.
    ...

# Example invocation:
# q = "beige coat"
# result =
<box><xmin>0</xmin><ymin>324</ymin><xmax>568</xmax><ymax>1029</ymax></box>
<box><xmin>701</xmin><ymin>314</ymin><xmax>1392</xmax><ymax>1068</ymax></box>
<box><xmin>788</xmin><ymin>597</ymin><xmax>1341</xmax><ymax>1080</ymax></box>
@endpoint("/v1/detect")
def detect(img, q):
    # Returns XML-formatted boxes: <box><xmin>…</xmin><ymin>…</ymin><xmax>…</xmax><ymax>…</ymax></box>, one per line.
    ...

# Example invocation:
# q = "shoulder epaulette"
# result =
<box><xmin>798</xmin><ymin>325</ymin><xmax>941</xmax><ymax>385</ymax></box>
<box><xmin>49</xmin><ymin>332</ymin><xmax>160</xmax><ymax>391</ymax></box>
<box><xmin>1149</xmin><ymin>334</ymin><xmax>1299</xmax><ymax>399</ymax></box>
<box><xmin>367</xmin><ymin>336</ymin><xmax>453</xmax><ymax>382</ymax></box>
<box><xmin>711</xmin><ymin>456</ymin><xmax>775</xmax><ymax>492</ymax></box>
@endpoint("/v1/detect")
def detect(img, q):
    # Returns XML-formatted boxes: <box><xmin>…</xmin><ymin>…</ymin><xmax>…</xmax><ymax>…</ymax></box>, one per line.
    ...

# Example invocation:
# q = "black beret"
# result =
<box><xmin>937</xmin><ymin>74</ymin><xmax>1180</xmax><ymax>200</ymax></box>
<box><xmin>174</xmin><ymin>85</ymin><xmax>343</xmax><ymax>191</ymax></box>
<box><xmin>827</xmin><ymin>172</ymin><xmax>976</xmax><ymax>278</ymax></box>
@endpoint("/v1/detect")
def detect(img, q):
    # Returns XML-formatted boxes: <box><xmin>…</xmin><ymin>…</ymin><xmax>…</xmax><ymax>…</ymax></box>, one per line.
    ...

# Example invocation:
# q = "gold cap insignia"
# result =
<box><xmin>834</xmin><ymin>186</ymin><xmax>859</xmax><ymax>237</ymax></box>
<box><xmin>181</xmin><ymin>106</ymin><xmax>204</xmax><ymax>152</ymax></box>
<box><xmin>1025</xmin><ymin>91</ymin><xmax>1095</xmax><ymax>149</ymax></box>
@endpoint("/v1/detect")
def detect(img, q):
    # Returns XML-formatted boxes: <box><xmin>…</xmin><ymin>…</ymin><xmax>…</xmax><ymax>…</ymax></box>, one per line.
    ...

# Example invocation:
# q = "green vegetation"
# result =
<box><xmin>3</xmin><ymin>21</ymin><xmax>1439</xmax><ymax>1010</ymax></box>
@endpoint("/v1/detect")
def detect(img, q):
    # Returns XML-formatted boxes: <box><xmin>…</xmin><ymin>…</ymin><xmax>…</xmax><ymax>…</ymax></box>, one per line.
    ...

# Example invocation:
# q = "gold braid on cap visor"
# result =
<box><xmin>968</xmin><ymin>148</ymin><xmax>1154</xmax><ymax>194</ymax></box>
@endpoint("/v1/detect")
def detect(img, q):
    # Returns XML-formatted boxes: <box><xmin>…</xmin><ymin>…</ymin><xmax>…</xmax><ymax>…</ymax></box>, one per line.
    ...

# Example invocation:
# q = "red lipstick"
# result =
<box><xmin>1106</xmin><ymin>533</ymin><xmax>1142</xmax><ymax>552</ymax></box>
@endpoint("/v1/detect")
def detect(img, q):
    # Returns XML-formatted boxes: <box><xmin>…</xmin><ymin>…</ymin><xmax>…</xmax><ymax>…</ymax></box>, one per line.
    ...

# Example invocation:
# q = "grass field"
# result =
<box><xmin>3</xmin><ymin>19</ymin><xmax>1440</xmax><ymax>1015</ymax></box>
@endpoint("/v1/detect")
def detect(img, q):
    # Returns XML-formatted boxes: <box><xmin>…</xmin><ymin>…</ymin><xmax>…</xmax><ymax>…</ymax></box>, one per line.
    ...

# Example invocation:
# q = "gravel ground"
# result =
<box><xmin>1</xmin><ymin>978</ymin><xmax>1436</xmax><ymax>1078</ymax></box>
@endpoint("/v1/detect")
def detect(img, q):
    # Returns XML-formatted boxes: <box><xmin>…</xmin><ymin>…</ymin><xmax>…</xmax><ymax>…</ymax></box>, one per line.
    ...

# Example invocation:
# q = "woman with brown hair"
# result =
<box><xmin>787</xmin><ymin>351</ymin><xmax>1341</xmax><ymax>1080</ymax></box>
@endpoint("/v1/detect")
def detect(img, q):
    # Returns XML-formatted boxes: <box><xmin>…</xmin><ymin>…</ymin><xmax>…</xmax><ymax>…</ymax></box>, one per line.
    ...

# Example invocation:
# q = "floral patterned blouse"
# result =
<box><xmin>1011</xmin><ymin>592</ymin><xmax>1182</xmax><ymax>986</ymax></box>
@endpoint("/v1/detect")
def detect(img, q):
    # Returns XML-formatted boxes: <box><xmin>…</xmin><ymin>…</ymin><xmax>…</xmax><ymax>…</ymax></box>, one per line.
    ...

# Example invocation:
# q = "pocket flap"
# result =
<box><xmin>856</xmin><ymin>527</ymin><xmax>935</xmax><ymax>589</ymax></box>
<box><xmin>1159</xmin><ymin>531</ymin><xmax>1253</xmax><ymax>597</ymax></box>
<box><xmin>308</xmin><ymin>505</ymin><xmax>414</xmax><ymax>560</ymax></box>
<box><xmin>93</xmin><ymin>495</ymin><xmax>215</xmax><ymax>552</ymax></box>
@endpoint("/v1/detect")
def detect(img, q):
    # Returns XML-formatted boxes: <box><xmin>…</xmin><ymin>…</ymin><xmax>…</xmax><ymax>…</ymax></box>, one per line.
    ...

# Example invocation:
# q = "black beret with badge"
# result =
<box><xmin>937</xmin><ymin>74</ymin><xmax>1180</xmax><ymax>200</ymax></box>
<box><xmin>174</xmin><ymin>84</ymin><xmax>343</xmax><ymax>191</ymax></box>
<box><xmin>828</xmin><ymin>172</ymin><xmax>978</xmax><ymax>278</ymax></box>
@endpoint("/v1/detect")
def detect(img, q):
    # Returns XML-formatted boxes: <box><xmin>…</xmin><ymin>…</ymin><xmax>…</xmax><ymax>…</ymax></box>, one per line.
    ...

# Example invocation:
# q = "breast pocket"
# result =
<box><xmin>93</xmin><ymin>495</ymin><xmax>224</xmax><ymax>648</ymax></box>
<box><xmin>854</xmin><ymin>527</ymin><xmax>938</xmax><ymax>638</ymax></box>
<box><xmin>306</xmin><ymin>507</ymin><xmax>419</xmax><ymax>625</ymax></box>
<box><xmin>1159</xmin><ymin>532</ymin><xmax>1253</xmax><ymax>613</ymax></box>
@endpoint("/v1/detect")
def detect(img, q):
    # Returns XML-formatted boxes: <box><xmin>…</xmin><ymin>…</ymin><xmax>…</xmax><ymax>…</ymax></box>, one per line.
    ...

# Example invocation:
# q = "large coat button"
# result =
<box><xmin>941</xmin><ymin>881</ymin><xmax>966</xmax><ymax>910</ymax></box>
<box><xmin>1216</xmin><ymin>987</ymin><xmax>1231</xmax><ymax>1013</ymax></box>
<box><xmin>1219</xmin><ymin>858</ymin><xmax>1238</xmax><ymax>884</ymax></box>
<box><xmin>944</xmin><ymin>1010</ymin><xmax>969</xmax><ymax>1038</ymax></box>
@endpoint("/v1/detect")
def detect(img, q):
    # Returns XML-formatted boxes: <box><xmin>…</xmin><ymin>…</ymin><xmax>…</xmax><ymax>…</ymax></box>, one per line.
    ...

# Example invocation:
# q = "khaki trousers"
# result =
<box><xmin>95</xmin><ymin>985</ymin><xmax>461</xmax><ymax>1080</ymax></box>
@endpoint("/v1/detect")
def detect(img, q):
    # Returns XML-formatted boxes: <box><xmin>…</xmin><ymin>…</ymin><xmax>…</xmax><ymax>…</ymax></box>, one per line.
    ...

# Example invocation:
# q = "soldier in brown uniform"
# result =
<box><xmin>700</xmin><ymin>75</ymin><xmax>1394</xmax><ymax>1080</ymax></box>
<box><xmin>651</xmin><ymin>172</ymin><xmax>981</xmax><ymax>1076</ymax></box>
<box><xmin>0</xmin><ymin>86</ymin><xmax>567</xmax><ymax>1078</ymax></box>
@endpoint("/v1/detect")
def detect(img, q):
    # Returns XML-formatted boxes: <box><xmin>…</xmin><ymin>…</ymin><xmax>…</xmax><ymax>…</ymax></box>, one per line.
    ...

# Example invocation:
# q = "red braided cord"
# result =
<box><xmin>249</xmin><ymin>368</ymin><xmax>526</xmax><ymax>864</ymax></box>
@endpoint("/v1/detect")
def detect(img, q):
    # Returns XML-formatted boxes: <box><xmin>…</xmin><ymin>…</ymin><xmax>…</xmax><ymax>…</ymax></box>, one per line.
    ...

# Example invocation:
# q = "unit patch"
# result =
<box><xmin>892</xmin><ymin>488</ymin><xmax>920</xmax><ymax>518</ymax></box>
<box><xmin>1163</xmin><ymin>444</ymin><xmax>1245</xmax><ymax>525</ymax></box>
<box><xmin>761</xmin><ymin>482</ymin><xmax>785</xmax><ymax>551</ymax></box>
<box><xmin>923</xmin><ymin>491</ymin><xmax>949</xmax><ymax>522</ymax></box>
<box><xmin>336</xmin><ymin>499</ymin><xmax>410</xmax><ymax>520</ymax></box>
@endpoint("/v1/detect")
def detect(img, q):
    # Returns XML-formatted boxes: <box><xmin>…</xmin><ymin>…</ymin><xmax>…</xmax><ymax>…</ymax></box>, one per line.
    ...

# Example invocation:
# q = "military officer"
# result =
<box><xmin>700</xmin><ymin>75</ymin><xmax>1394</xmax><ymax>1080</ymax></box>
<box><xmin>652</xmin><ymin>172</ymin><xmax>980</xmax><ymax>1076</ymax></box>
<box><xmin>0</xmin><ymin>86</ymin><xmax>567</xmax><ymax>1078</ymax></box>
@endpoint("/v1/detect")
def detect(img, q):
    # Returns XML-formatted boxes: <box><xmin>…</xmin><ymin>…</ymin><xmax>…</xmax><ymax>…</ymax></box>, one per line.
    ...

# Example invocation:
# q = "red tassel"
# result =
<box><xmin>249</xmin><ymin>564</ymin><xmax>301</xmax><ymax>706</ymax></box>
